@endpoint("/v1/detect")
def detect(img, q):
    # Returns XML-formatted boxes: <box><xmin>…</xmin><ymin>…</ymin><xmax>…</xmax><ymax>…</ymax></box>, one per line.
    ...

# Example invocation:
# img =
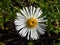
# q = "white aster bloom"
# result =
<box><xmin>14</xmin><ymin>6</ymin><xmax>47</xmax><ymax>40</ymax></box>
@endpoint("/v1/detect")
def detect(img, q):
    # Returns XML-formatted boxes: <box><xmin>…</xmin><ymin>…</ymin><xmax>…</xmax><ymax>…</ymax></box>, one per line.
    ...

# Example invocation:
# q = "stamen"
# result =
<box><xmin>27</xmin><ymin>17</ymin><xmax>38</xmax><ymax>28</ymax></box>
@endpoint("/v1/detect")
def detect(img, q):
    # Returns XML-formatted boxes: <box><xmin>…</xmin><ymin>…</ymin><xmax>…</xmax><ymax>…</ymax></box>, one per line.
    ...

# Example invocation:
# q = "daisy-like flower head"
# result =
<box><xmin>14</xmin><ymin>6</ymin><xmax>47</xmax><ymax>40</ymax></box>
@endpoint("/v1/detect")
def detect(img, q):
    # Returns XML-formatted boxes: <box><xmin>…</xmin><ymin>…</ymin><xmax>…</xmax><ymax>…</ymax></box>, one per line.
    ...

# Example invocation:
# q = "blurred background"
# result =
<box><xmin>0</xmin><ymin>0</ymin><xmax>60</xmax><ymax>45</ymax></box>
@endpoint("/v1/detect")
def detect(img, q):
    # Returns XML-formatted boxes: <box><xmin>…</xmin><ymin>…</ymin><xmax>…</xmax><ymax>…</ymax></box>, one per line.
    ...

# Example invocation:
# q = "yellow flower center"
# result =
<box><xmin>27</xmin><ymin>17</ymin><xmax>38</xmax><ymax>28</ymax></box>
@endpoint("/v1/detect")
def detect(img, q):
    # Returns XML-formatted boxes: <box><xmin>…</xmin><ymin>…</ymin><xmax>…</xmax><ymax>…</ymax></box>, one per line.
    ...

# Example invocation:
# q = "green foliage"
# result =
<box><xmin>0</xmin><ymin>0</ymin><xmax>60</xmax><ymax>33</ymax></box>
<box><xmin>54</xmin><ymin>42</ymin><xmax>60</xmax><ymax>45</ymax></box>
<box><xmin>0</xmin><ymin>0</ymin><xmax>60</xmax><ymax>45</ymax></box>
<box><xmin>0</xmin><ymin>0</ymin><xmax>17</xmax><ymax>29</ymax></box>
<box><xmin>0</xmin><ymin>42</ymin><xmax>5</xmax><ymax>45</ymax></box>
<box><xmin>30</xmin><ymin>0</ymin><xmax>60</xmax><ymax>34</ymax></box>
<box><xmin>28</xmin><ymin>41</ymin><xmax>34</xmax><ymax>45</ymax></box>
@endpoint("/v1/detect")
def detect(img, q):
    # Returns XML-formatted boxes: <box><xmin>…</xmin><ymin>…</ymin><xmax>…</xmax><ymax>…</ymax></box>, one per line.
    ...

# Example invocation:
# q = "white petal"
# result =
<box><xmin>39</xmin><ymin>23</ymin><xmax>47</xmax><ymax>29</ymax></box>
<box><xmin>34</xmin><ymin>8</ymin><xmax>40</xmax><ymax>18</ymax></box>
<box><xmin>17</xmin><ymin>19</ymin><xmax>26</xmax><ymax>22</ymax></box>
<box><xmin>27</xmin><ymin>28</ymin><xmax>31</xmax><ymax>40</ymax></box>
<box><xmin>38</xmin><ymin>29</ymin><xmax>45</xmax><ymax>34</ymax></box>
<box><xmin>14</xmin><ymin>19</ymin><xmax>25</xmax><ymax>25</ymax></box>
<box><xmin>38</xmin><ymin>18</ymin><xmax>47</xmax><ymax>22</ymax></box>
<box><xmin>16</xmin><ymin>13</ymin><xmax>23</xmax><ymax>17</ymax></box>
<box><xmin>37</xmin><ymin>25</ymin><xmax>45</xmax><ymax>34</ymax></box>
<box><xmin>39</xmin><ymin>24</ymin><xmax>47</xmax><ymax>26</ymax></box>
<box><xmin>31</xmin><ymin>28</ymin><xmax>38</xmax><ymax>40</ymax></box>
<box><xmin>20</xmin><ymin>9</ymin><xmax>27</xmax><ymax>18</ymax></box>
<box><xmin>33</xmin><ymin>7</ymin><xmax>35</xmax><ymax>15</ymax></box>
<box><xmin>36</xmin><ymin>10</ymin><xmax>43</xmax><ymax>18</ymax></box>
<box><xmin>19</xmin><ymin>27</ymin><xmax>28</xmax><ymax>37</ymax></box>
<box><xmin>25</xmin><ymin>7</ymin><xmax>30</xmax><ymax>17</ymax></box>
<box><xmin>16</xmin><ymin>13</ymin><xmax>21</xmax><ymax>16</ymax></box>
<box><xmin>41</xmin><ymin>16</ymin><xmax>46</xmax><ymax>19</ymax></box>
<box><xmin>29</xmin><ymin>6</ymin><xmax>33</xmax><ymax>17</ymax></box>
<box><xmin>38</xmin><ymin>30</ymin><xmax>45</xmax><ymax>34</ymax></box>
<box><xmin>31</xmin><ymin>6</ymin><xmax>33</xmax><ymax>17</ymax></box>
<box><xmin>16</xmin><ymin>24</ymin><xmax>25</xmax><ymax>31</ymax></box>
<box><xmin>23</xmin><ymin>8</ymin><xmax>27</xmax><ymax>15</ymax></box>
<box><xmin>38</xmin><ymin>25</ymin><xmax>45</xmax><ymax>31</ymax></box>
<box><xmin>16</xmin><ymin>13</ymin><xmax>26</xmax><ymax>19</ymax></box>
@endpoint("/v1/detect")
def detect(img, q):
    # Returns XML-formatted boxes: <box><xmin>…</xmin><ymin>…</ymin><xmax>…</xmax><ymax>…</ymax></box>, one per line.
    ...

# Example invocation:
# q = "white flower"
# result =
<box><xmin>14</xmin><ymin>6</ymin><xmax>47</xmax><ymax>40</ymax></box>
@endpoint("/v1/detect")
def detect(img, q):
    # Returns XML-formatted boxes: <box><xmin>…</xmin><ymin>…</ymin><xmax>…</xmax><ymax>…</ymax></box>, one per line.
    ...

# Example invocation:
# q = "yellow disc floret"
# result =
<box><xmin>27</xmin><ymin>17</ymin><xmax>38</xmax><ymax>28</ymax></box>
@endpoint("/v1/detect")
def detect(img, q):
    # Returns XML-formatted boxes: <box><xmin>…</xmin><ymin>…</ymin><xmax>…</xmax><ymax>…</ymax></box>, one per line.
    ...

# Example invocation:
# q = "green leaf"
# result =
<box><xmin>28</xmin><ymin>41</ymin><xmax>34</xmax><ymax>45</ymax></box>
<box><xmin>0</xmin><ymin>42</ymin><xmax>5</xmax><ymax>45</ymax></box>
<box><xmin>54</xmin><ymin>42</ymin><xmax>60</xmax><ymax>45</ymax></box>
